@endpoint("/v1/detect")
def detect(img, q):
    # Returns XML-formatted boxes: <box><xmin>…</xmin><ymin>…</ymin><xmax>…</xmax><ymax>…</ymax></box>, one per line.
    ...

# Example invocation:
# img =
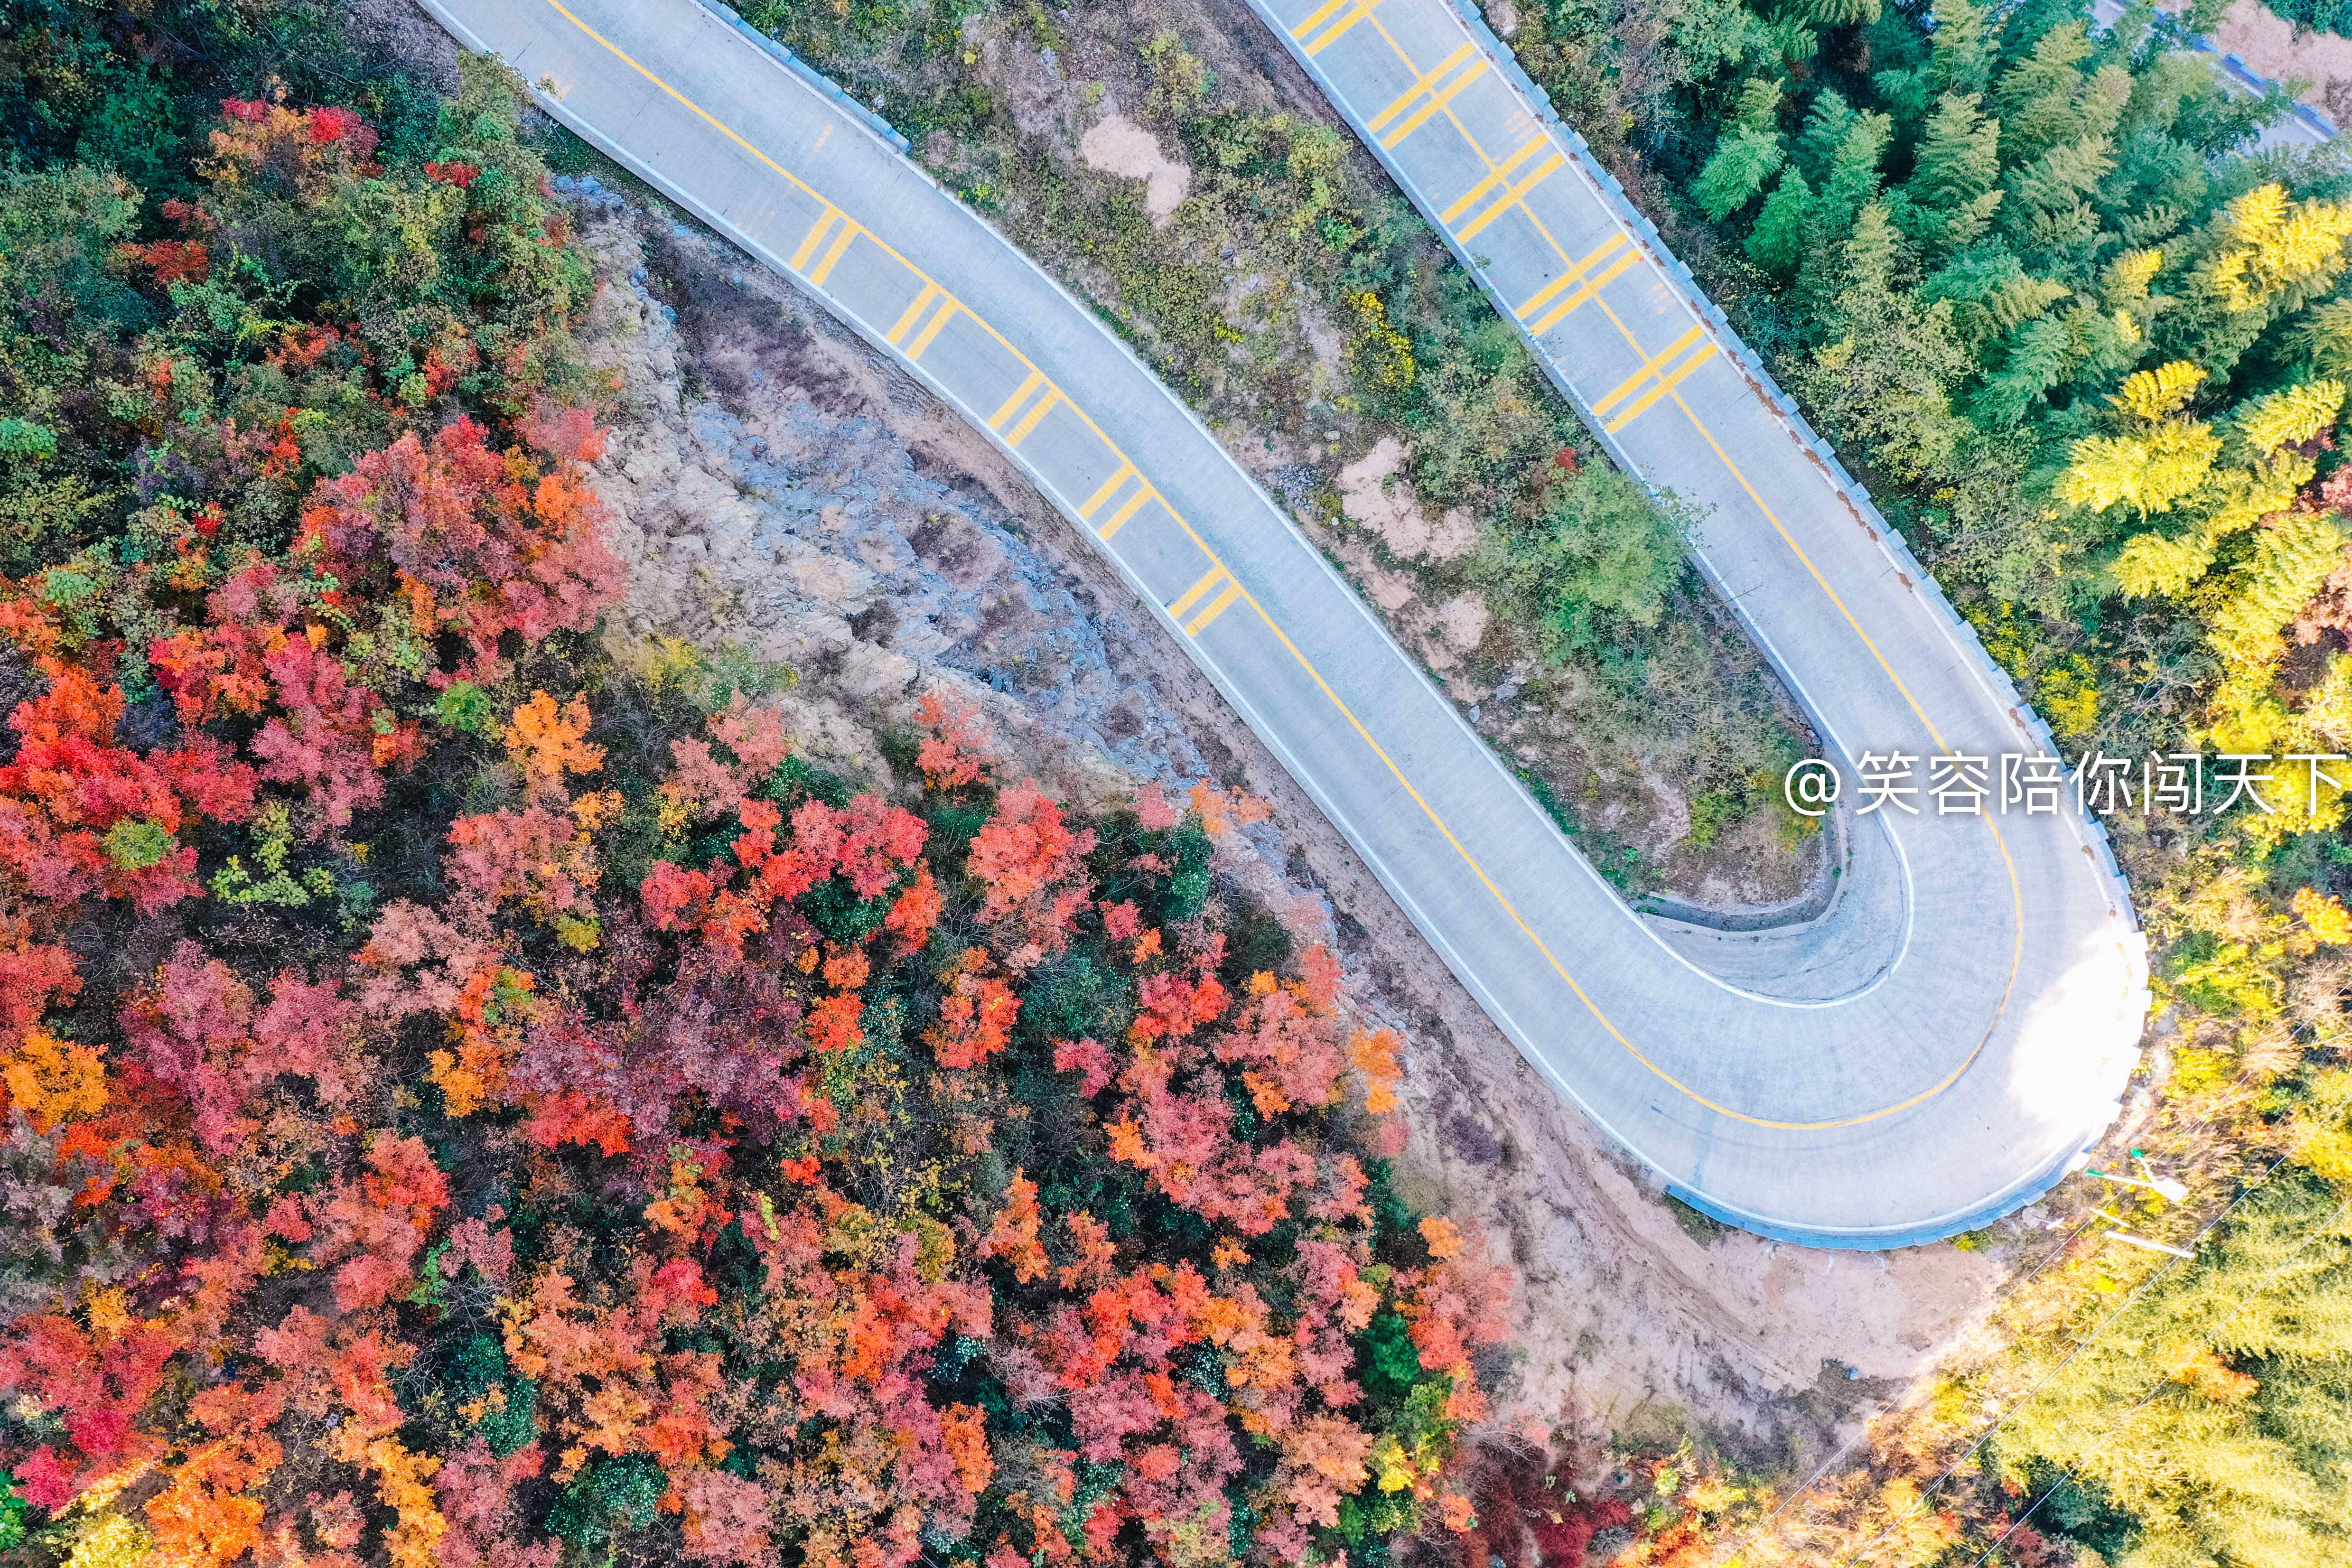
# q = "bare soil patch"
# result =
<box><xmin>1078</xmin><ymin>110</ymin><xmax>1193</xmax><ymax>224</ymax></box>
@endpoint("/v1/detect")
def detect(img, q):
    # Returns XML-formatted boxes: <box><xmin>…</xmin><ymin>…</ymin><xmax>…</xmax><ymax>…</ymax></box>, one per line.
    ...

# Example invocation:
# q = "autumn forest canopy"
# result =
<box><xmin>8</xmin><ymin>0</ymin><xmax>2352</xmax><ymax>1564</ymax></box>
<box><xmin>0</xmin><ymin>4</ymin><xmax>1520</xmax><ymax>1565</ymax></box>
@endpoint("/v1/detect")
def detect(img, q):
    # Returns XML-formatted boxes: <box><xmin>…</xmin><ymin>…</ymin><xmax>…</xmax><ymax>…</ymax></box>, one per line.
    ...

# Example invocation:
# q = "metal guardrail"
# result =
<box><xmin>1421</xmin><ymin>0</ymin><xmax>2147</xmax><ymax>934</ymax></box>
<box><xmin>689</xmin><ymin>0</ymin><xmax>912</xmax><ymax>153</ymax></box>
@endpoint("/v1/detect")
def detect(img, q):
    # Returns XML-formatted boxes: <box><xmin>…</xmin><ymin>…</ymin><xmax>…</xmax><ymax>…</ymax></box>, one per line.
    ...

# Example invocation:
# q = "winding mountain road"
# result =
<box><xmin>423</xmin><ymin>0</ymin><xmax>2150</xmax><ymax>1246</ymax></box>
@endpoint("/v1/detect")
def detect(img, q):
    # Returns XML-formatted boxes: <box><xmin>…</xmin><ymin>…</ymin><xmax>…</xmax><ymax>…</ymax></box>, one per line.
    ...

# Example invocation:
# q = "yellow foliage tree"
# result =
<box><xmin>503</xmin><ymin>690</ymin><xmax>605</xmax><ymax>793</ymax></box>
<box><xmin>1</xmin><ymin>1027</ymin><xmax>106</xmax><ymax>1130</ymax></box>
<box><xmin>2206</xmin><ymin>183</ymin><xmax>2352</xmax><ymax>315</ymax></box>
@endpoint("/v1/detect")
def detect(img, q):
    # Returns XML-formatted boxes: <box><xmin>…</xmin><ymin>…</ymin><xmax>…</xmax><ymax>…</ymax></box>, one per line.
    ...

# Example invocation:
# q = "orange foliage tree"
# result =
<box><xmin>0</xmin><ymin>77</ymin><xmax>1510</xmax><ymax>1568</ymax></box>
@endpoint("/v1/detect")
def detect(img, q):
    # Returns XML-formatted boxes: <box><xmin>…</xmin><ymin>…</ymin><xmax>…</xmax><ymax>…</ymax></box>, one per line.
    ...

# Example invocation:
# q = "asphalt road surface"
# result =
<box><xmin>423</xmin><ymin>0</ymin><xmax>2151</xmax><ymax>1246</ymax></box>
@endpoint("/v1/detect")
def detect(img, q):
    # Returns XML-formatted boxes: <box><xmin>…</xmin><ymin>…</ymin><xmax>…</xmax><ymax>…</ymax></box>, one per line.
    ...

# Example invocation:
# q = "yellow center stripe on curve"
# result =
<box><xmin>1513</xmin><ymin>233</ymin><xmax>1627</xmax><ymax>318</ymax></box>
<box><xmin>1380</xmin><ymin>54</ymin><xmax>1487</xmax><ymax>149</ymax></box>
<box><xmin>1366</xmin><ymin>42</ymin><xmax>1475</xmax><ymax>134</ymax></box>
<box><xmin>526</xmin><ymin>0</ymin><xmax>2016</xmax><ymax>1134</ymax></box>
<box><xmin>1438</xmin><ymin>135</ymin><xmax>1547</xmax><ymax>225</ymax></box>
<box><xmin>987</xmin><ymin>370</ymin><xmax>1047</xmax><ymax>432</ymax></box>
<box><xmin>1300</xmin><ymin>0</ymin><xmax>1385</xmax><ymax>54</ymax></box>
<box><xmin>885</xmin><ymin>282</ymin><xmax>941</xmax><ymax>346</ymax></box>
<box><xmin>1455</xmin><ymin>149</ymin><xmax>1564</xmax><ymax>243</ymax></box>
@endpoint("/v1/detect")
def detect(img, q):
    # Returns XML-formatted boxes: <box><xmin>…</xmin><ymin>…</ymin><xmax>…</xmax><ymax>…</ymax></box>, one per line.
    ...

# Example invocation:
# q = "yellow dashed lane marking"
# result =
<box><xmin>1438</xmin><ymin>136</ymin><xmax>1546</xmax><ymax>225</ymax></box>
<box><xmin>1518</xmin><ymin>238</ymin><xmax>1638</xmax><ymax>336</ymax></box>
<box><xmin>1593</xmin><ymin>326</ymin><xmax>1715</xmax><ymax>433</ymax></box>
<box><xmin>987</xmin><ymin>369</ymin><xmax>1047</xmax><ymax>432</ymax></box>
<box><xmin>1380</xmin><ymin>54</ymin><xmax>1486</xmax><ymax>149</ymax></box>
<box><xmin>788</xmin><ymin>206</ymin><xmax>842</xmax><ymax>271</ymax></box>
<box><xmin>904</xmin><ymin>295</ymin><xmax>957</xmax><ymax>358</ymax></box>
<box><xmin>1003</xmin><ymin>385</ymin><xmax>1062</xmax><ymax>448</ymax></box>
<box><xmin>1290</xmin><ymin>0</ymin><xmax>1349</xmax><ymax>35</ymax></box>
<box><xmin>1514</xmin><ymin>233</ymin><xmax>1626</xmax><ymax>317</ymax></box>
<box><xmin>1079</xmin><ymin>461</ymin><xmax>1138</xmax><ymax>521</ymax></box>
<box><xmin>1591</xmin><ymin>325</ymin><xmax>1705</xmax><ymax>416</ymax></box>
<box><xmin>1367</xmin><ymin>42</ymin><xmax>1474</xmax><ymax>135</ymax></box>
<box><xmin>1185</xmin><ymin>580</ymin><xmax>1246</xmax><ymax>635</ymax></box>
<box><xmin>805</xmin><ymin>218</ymin><xmax>858</xmax><ymax>285</ymax></box>
<box><xmin>1097</xmin><ymin>485</ymin><xmax>1154</xmax><ymax>540</ymax></box>
<box><xmin>885</xmin><ymin>282</ymin><xmax>941</xmax><ymax>345</ymax></box>
<box><xmin>1167</xmin><ymin>566</ymin><xmax>1228</xmax><ymax>622</ymax></box>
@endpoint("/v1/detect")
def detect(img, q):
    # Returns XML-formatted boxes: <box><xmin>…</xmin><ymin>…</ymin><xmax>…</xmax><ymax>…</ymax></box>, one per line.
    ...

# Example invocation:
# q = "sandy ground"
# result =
<box><xmin>2215</xmin><ymin>0</ymin><xmax>2352</xmax><ymax>118</ymax></box>
<box><xmin>1078</xmin><ymin>111</ymin><xmax>1192</xmax><ymax>224</ymax></box>
<box><xmin>1336</xmin><ymin>437</ymin><xmax>1480</xmax><ymax>563</ymax></box>
<box><xmin>373</xmin><ymin>0</ymin><xmax>2033</xmax><ymax>1474</ymax></box>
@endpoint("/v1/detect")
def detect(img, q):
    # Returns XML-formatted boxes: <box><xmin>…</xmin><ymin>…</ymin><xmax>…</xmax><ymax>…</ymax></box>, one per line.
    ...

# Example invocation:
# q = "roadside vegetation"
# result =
<box><xmin>2264</xmin><ymin>0</ymin><xmax>2352</xmax><ymax>40</ymax></box>
<box><xmin>0</xmin><ymin>4</ymin><xmax>1512</xmax><ymax>1563</ymax></box>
